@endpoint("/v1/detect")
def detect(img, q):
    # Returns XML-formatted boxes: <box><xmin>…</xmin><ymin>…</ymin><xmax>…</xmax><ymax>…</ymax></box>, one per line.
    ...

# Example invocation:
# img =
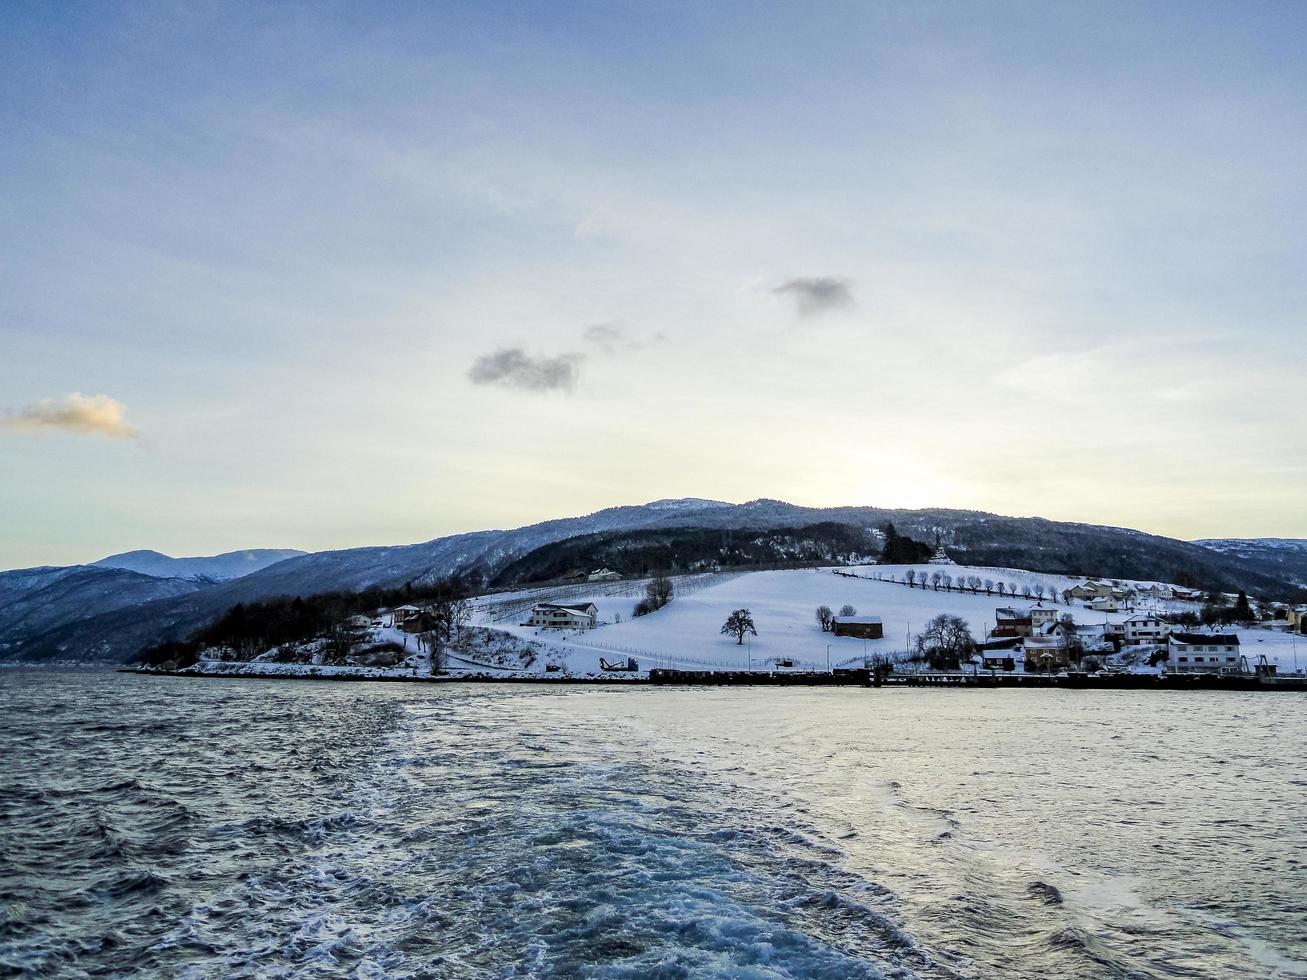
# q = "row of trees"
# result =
<box><xmin>903</xmin><ymin>568</ymin><xmax>1055</xmax><ymax>601</ymax></box>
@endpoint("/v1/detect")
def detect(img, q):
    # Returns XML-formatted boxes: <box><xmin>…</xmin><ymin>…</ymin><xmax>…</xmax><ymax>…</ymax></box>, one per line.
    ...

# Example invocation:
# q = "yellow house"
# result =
<box><xmin>1288</xmin><ymin>606</ymin><xmax>1307</xmax><ymax>632</ymax></box>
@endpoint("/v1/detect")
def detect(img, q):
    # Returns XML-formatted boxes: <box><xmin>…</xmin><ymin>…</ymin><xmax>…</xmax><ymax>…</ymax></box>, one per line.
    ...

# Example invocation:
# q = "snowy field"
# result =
<box><xmin>470</xmin><ymin>565</ymin><xmax>1305</xmax><ymax>678</ymax></box>
<box><xmin>475</xmin><ymin>566</ymin><xmax>1126</xmax><ymax>676</ymax></box>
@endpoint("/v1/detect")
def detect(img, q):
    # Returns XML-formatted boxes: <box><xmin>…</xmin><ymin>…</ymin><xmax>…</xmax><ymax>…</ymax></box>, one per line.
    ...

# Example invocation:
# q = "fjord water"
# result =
<box><xmin>2</xmin><ymin>671</ymin><xmax>1304</xmax><ymax>979</ymax></box>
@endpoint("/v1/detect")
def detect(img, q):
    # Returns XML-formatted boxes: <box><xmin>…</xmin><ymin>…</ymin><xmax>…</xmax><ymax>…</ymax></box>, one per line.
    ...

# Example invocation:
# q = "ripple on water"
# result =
<box><xmin>1</xmin><ymin>673</ymin><xmax>1305</xmax><ymax>979</ymax></box>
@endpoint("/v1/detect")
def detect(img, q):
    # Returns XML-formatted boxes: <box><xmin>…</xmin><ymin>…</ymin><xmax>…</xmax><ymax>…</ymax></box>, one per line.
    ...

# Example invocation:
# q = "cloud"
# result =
<box><xmin>467</xmin><ymin>348</ymin><xmax>581</xmax><ymax>392</ymax></box>
<box><xmin>3</xmin><ymin>393</ymin><xmax>143</xmax><ymax>440</ymax></box>
<box><xmin>582</xmin><ymin>322</ymin><xmax>668</xmax><ymax>354</ymax></box>
<box><xmin>773</xmin><ymin>277</ymin><xmax>855</xmax><ymax>316</ymax></box>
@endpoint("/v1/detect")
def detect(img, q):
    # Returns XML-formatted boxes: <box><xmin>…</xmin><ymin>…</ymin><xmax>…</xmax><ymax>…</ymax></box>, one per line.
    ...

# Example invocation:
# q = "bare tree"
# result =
<box><xmin>906</xmin><ymin>569</ymin><xmax>917</xmax><ymax>588</ymax></box>
<box><xmin>930</xmin><ymin>571</ymin><xmax>942</xmax><ymax>591</ymax></box>
<box><xmin>1034</xmin><ymin>584</ymin><xmax>1045</xmax><ymax>601</ymax></box>
<box><xmin>324</xmin><ymin>619</ymin><xmax>366</xmax><ymax>662</ymax></box>
<box><xmin>428</xmin><ymin>633</ymin><xmax>447</xmax><ymax>675</ymax></box>
<box><xmin>647</xmin><ymin>573</ymin><xmax>675</xmax><ymax>611</ymax></box>
<box><xmin>1058</xmin><ymin>613</ymin><xmax>1085</xmax><ymax>662</ymax></box>
<box><xmin>721</xmin><ymin>609</ymin><xmax>757</xmax><ymax>645</ymax></box>
<box><xmin>429</xmin><ymin>597</ymin><xmax>471</xmax><ymax>645</ymax></box>
<box><xmin>942</xmin><ymin>573</ymin><xmax>953</xmax><ymax>590</ymax></box>
<box><xmin>815</xmin><ymin>605</ymin><xmax>833</xmax><ymax>632</ymax></box>
<box><xmin>915</xmin><ymin>614</ymin><xmax>975</xmax><ymax>670</ymax></box>
<box><xmin>839</xmin><ymin>604</ymin><xmax>857</xmax><ymax>617</ymax></box>
<box><xmin>983</xmin><ymin>578</ymin><xmax>994</xmax><ymax>595</ymax></box>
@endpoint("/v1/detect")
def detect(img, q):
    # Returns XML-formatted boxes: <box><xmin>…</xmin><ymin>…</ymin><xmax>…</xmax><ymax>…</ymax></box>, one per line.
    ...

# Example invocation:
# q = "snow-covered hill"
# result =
<box><xmin>0</xmin><ymin>566</ymin><xmax>206</xmax><ymax>658</ymax></box>
<box><xmin>5</xmin><ymin>497</ymin><xmax>1304</xmax><ymax>663</ymax></box>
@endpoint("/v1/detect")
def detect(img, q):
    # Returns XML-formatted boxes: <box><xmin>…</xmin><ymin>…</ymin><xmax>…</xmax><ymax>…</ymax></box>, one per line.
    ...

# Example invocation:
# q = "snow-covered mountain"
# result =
<box><xmin>3</xmin><ymin>499</ymin><xmax>1304</xmax><ymax>664</ymax></box>
<box><xmin>0</xmin><ymin>566</ymin><xmax>207</xmax><ymax>656</ymax></box>
<box><xmin>92</xmin><ymin>549</ymin><xmax>305</xmax><ymax>581</ymax></box>
<box><xmin>1194</xmin><ymin>538</ymin><xmax>1307</xmax><ymax>588</ymax></box>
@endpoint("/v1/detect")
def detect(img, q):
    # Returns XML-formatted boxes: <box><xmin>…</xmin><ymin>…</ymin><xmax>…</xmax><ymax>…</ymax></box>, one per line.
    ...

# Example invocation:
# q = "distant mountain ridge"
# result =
<box><xmin>2</xmin><ymin>499</ymin><xmax>1304</xmax><ymax>664</ymax></box>
<box><xmin>92</xmin><ymin>548</ymin><xmax>305</xmax><ymax>581</ymax></box>
<box><xmin>1193</xmin><ymin>538</ymin><xmax>1307</xmax><ymax>588</ymax></box>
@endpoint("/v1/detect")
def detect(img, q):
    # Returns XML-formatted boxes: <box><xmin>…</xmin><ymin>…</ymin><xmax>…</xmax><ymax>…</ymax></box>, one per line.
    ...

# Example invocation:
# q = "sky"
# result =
<box><xmin>2</xmin><ymin>1</ymin><xmax>1305</xmax><ymax>569</ymax></box>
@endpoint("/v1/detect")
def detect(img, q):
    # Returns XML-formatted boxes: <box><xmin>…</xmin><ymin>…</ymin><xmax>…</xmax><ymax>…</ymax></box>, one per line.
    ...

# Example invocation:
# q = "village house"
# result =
<box><xmin>1023</xmin><ymin>634</ymin><xmax>1072</xmax><ymax>671</ymax></box>
<box><xmin>831</xmin><ymin>615</ymin><xmax>884</xmax><ymax>639</ymax></box>
<box><xmin>1065</xmin><ymin>582</ymin><xmax>1099</xmax><ymax>601</ymax></box>
<box><xmin>1287</xmin><ymin>605</ymin><xmax>1307</xmax><ymax>634</ymax></box>
<box><xmin>1167</xmin><ymin>632</ymin><xmax>1240</xmax><ymax>673</ymax></box>
<box><xmin>1123</xmin><ymin>613</ymin><xmax>1171</xmax><ymax>645</ymax></box>
<box><xmin>587</xmin><ymin>568</ymin><xmax>623</xmax><ymax>582</ymax></box>
<box><xmin>1087</xmin><ymin>595</ymin><xmax>1119</xmax><ymax>613</ymax></box>
<box><xmin>528</xmin><ymin>602</ymin><xmax>599</xmax><ymax>630</ymax></box>
<box><xmin>994</xmin><ymin>607</ymin><xmax>1033</xmax><ymax>637</ymax></box>
<box><xmin>1068</xmin><ymin>580</ymin><xmax>1118</xmax><ymax>601</ymax></box>
<box><xmin>1135</xmin><ymin>583</ymin><xmax>1175</xmax><ymax>601</ymax></box>
<box><xmin>391</xmin><ymin>604</ymin><xmax>422</xmax><ymax>627</ymax></box>
<box><xmin>1073</xmin><ymin>622</ymin><xmax>1116</xmax><ymax>653</ymax></box>
<box><xmin>1029</xmin><ymin>605</ymin><xmax>1058</xmax><ymax>628</ymax></box>
<box><xmin>976</xmin><ymin>636</ymin><xmax>1021</xmax><ymax>671</ymax></box>
<box><xmin>398</xmin><ymin>610</ymin><xmax>440</xmax><ymax>634</ymax></box>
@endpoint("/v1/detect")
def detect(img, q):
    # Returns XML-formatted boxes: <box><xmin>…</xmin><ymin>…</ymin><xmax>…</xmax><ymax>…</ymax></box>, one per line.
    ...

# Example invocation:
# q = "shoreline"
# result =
<box><xmin>118</xmin><ymin>666</ymin><xmax>1307</xmax><ymax>690</ymax></box>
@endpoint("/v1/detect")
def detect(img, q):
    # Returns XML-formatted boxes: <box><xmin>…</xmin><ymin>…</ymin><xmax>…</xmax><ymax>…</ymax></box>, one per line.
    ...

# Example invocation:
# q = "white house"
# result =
<box><xmin>1136</xmin><ymin>583</ymin><xmax>1175</xmax><ymax>601</ymax></box>
<box><xmin>1074</xmin><ymin>623</ymin><xmax>1115</xmax><ymax>653</ymax></box>
<box><xmin>1029</xmin><ymin>605</ymin><xmax>1058</xmax><ymax>628</ymax></box>
<box><xmin>587</xmin><ymin>568</ymin><xmax>622</xmax><ymax>582</ymax></box>
<box><xmin>528</xmin><ymin>602</ymin><xmax>599</xmax><ymax>630</ymax></box>
<box><xmin>1123</xmin><ymin>613</ymin><xmax>1171</xmax><ymax>645</ymax></box>
<box><xmin>1167</xmin><ymin>632</ymin><xmax>1240</xmax><ymax>673</ymax></box>
<box><xmin>1066</xmin><ymin>581</ymin><xmax>1098</xmax><ymax>601</ymax></box>
<box><xmin>1087</xmin><ymin>596</ymin><xmax>1119</xmax><ymax>613</ymax></box>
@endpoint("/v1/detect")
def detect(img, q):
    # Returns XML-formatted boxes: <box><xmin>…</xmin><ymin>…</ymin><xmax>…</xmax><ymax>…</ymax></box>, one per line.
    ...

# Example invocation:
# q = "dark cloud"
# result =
<box><xmin>773</xmin><ymin>277</ymin><xmax>855</xmax><ymax>316</ymax></box>
<box><xmin>582</xmin><ymin>323</ymin><xmax>668</xmax><ymax>354</ymax></box>
<box><xmin>2</xmin><ymin>393</ymin><xmax>143</xmax><ymax>440</ymax></box>
<box><xmin>467</xmin><ymin>348</ymin><xmax>581</xmax><ymax>392</ymax></box>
